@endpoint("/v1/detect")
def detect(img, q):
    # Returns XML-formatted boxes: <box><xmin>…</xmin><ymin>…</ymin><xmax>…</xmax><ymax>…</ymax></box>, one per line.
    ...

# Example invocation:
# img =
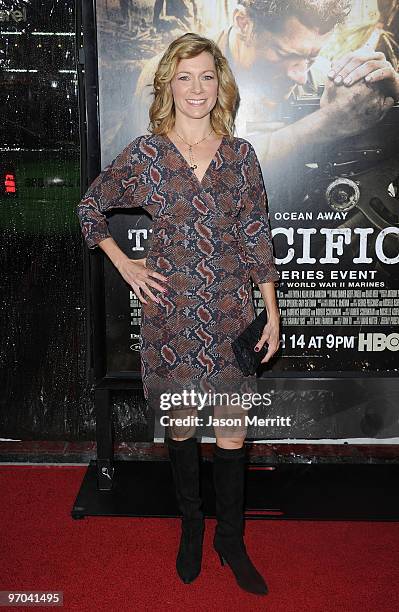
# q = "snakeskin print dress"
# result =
<box><xmin>77</xmin><ymin>133</ymin><xmax>279</xmax><ymax>437</ymax></box>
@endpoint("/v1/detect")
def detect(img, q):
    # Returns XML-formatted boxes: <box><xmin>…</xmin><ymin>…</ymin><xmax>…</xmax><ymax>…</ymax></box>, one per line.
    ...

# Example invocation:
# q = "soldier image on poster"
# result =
<box><xmin>95</xmin><ymin>0</ymin><xmax>399</xmax><ymax>374</ymax></box>
<box><xmin>132</xmin><ymin>1</ymin><xmax>398</xmax><ymax>159</ymax></box>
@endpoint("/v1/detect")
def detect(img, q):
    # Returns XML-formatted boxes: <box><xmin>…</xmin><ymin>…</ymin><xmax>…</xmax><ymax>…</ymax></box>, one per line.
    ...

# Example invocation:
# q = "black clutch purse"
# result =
<box><xmin>232</xmin><ymin>310</ymin><xmax>268</xmax><ymax>376</ymax></box>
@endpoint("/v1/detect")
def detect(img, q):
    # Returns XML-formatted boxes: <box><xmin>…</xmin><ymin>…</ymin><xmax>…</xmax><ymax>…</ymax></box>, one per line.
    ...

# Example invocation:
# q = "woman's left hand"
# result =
<box><xmin>255</xmin><ymin>313</ymin><xmax>280</xmax><ymax>364</ymax></box>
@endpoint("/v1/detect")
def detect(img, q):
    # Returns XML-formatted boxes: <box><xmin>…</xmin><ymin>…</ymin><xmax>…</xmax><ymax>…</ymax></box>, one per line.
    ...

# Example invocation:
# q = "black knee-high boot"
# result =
<box><xmin>166</xmin><ymin>436</ymin><xmax>205</xmax><ymax>584</ymax></box>
<box><xmin>213</xmin><ymin>444</ymin><xmax>268</xmax><ymax>595</ymax></box>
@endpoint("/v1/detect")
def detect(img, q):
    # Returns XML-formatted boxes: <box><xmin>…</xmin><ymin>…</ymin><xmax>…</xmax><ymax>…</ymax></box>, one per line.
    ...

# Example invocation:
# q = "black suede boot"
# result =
<box><xmin>166</xmin><ymin>436</ymin><xmax>205</xmax><ymax>584</ymax></box>
<box><xmin>213</xmin><ymin>444</ymin><xmax>268</xmax><ymax>596</ymax></box>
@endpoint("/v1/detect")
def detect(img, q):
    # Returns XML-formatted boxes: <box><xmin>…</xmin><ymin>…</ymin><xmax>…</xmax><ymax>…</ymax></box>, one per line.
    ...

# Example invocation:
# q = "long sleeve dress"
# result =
<box><xmin>76</xmin><ymin>133</ymin><xmax>280</xmax><ymax>436</ymax></box>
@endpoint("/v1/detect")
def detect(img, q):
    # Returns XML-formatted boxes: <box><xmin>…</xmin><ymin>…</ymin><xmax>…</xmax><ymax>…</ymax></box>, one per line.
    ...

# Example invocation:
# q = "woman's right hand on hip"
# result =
<box><xmin>115</xmin><ymin>257</ymin><xmax>169</xmax><ymax>304</ymax></box>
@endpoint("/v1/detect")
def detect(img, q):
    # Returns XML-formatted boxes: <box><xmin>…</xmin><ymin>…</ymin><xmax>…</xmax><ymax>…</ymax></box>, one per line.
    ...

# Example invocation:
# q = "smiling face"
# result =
<box><xmin>169</xmin><ymin>51</ymin><xmax>219</xmax><ymax>122</ymax></box>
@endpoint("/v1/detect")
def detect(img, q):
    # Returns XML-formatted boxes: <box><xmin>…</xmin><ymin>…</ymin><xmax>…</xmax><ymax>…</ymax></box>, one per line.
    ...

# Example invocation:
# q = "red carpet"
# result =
<box><xmin>1</xmin><ymin>465</ymin><xmax>399</xmax><ymax>612</ymax></box>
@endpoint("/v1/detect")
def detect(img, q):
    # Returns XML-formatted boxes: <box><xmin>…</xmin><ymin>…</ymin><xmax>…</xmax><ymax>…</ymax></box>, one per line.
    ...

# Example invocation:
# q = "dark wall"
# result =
<box><xmin>0</xmin><ymin>0</ymin><xmax>148</xmax><ymax>442</ymax></box>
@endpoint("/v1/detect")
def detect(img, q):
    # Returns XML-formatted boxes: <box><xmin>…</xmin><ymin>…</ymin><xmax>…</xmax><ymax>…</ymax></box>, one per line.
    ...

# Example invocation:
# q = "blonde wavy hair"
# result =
<box><xmin>148</xmin><ymin>32</ymin><xmax>239</xmax><ymax>138</ymax></box>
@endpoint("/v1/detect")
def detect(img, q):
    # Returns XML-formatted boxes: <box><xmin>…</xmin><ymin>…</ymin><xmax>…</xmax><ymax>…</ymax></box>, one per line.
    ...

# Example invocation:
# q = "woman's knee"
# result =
<box><xmin>167</xmin><ymin>407</ymin><xmax>198</xmax><ymax>440</ymax></box>
<box><xmin>167</xmin><ymin>423</ymin><xmax>197</xmax><ymax>440</ymax></box>
<box><xmin>215</xmin><ymin>436</ymin><xmax>246</xmax><ymax>449</ymax></box>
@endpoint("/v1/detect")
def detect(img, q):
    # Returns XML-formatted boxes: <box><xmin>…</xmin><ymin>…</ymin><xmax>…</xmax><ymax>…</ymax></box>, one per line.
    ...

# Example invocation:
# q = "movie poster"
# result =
<box><xmin>95</xmin><ymin>0</ymin><xmax>399</xmax><ymax>376</ymax></box>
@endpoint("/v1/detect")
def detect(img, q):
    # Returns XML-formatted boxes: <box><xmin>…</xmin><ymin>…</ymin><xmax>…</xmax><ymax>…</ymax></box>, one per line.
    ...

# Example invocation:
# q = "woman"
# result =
<box><xmin>76</xmin><ymin>32</ymin><xmax>280</xmax><ymax>596</ymax></box>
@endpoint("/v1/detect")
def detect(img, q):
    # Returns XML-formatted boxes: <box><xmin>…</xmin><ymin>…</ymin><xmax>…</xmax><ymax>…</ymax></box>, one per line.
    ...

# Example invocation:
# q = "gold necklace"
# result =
<box><xmin>172</xmin><ymin>128</ymin><xmax>214</xmax><ymax>170</ymax></box>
